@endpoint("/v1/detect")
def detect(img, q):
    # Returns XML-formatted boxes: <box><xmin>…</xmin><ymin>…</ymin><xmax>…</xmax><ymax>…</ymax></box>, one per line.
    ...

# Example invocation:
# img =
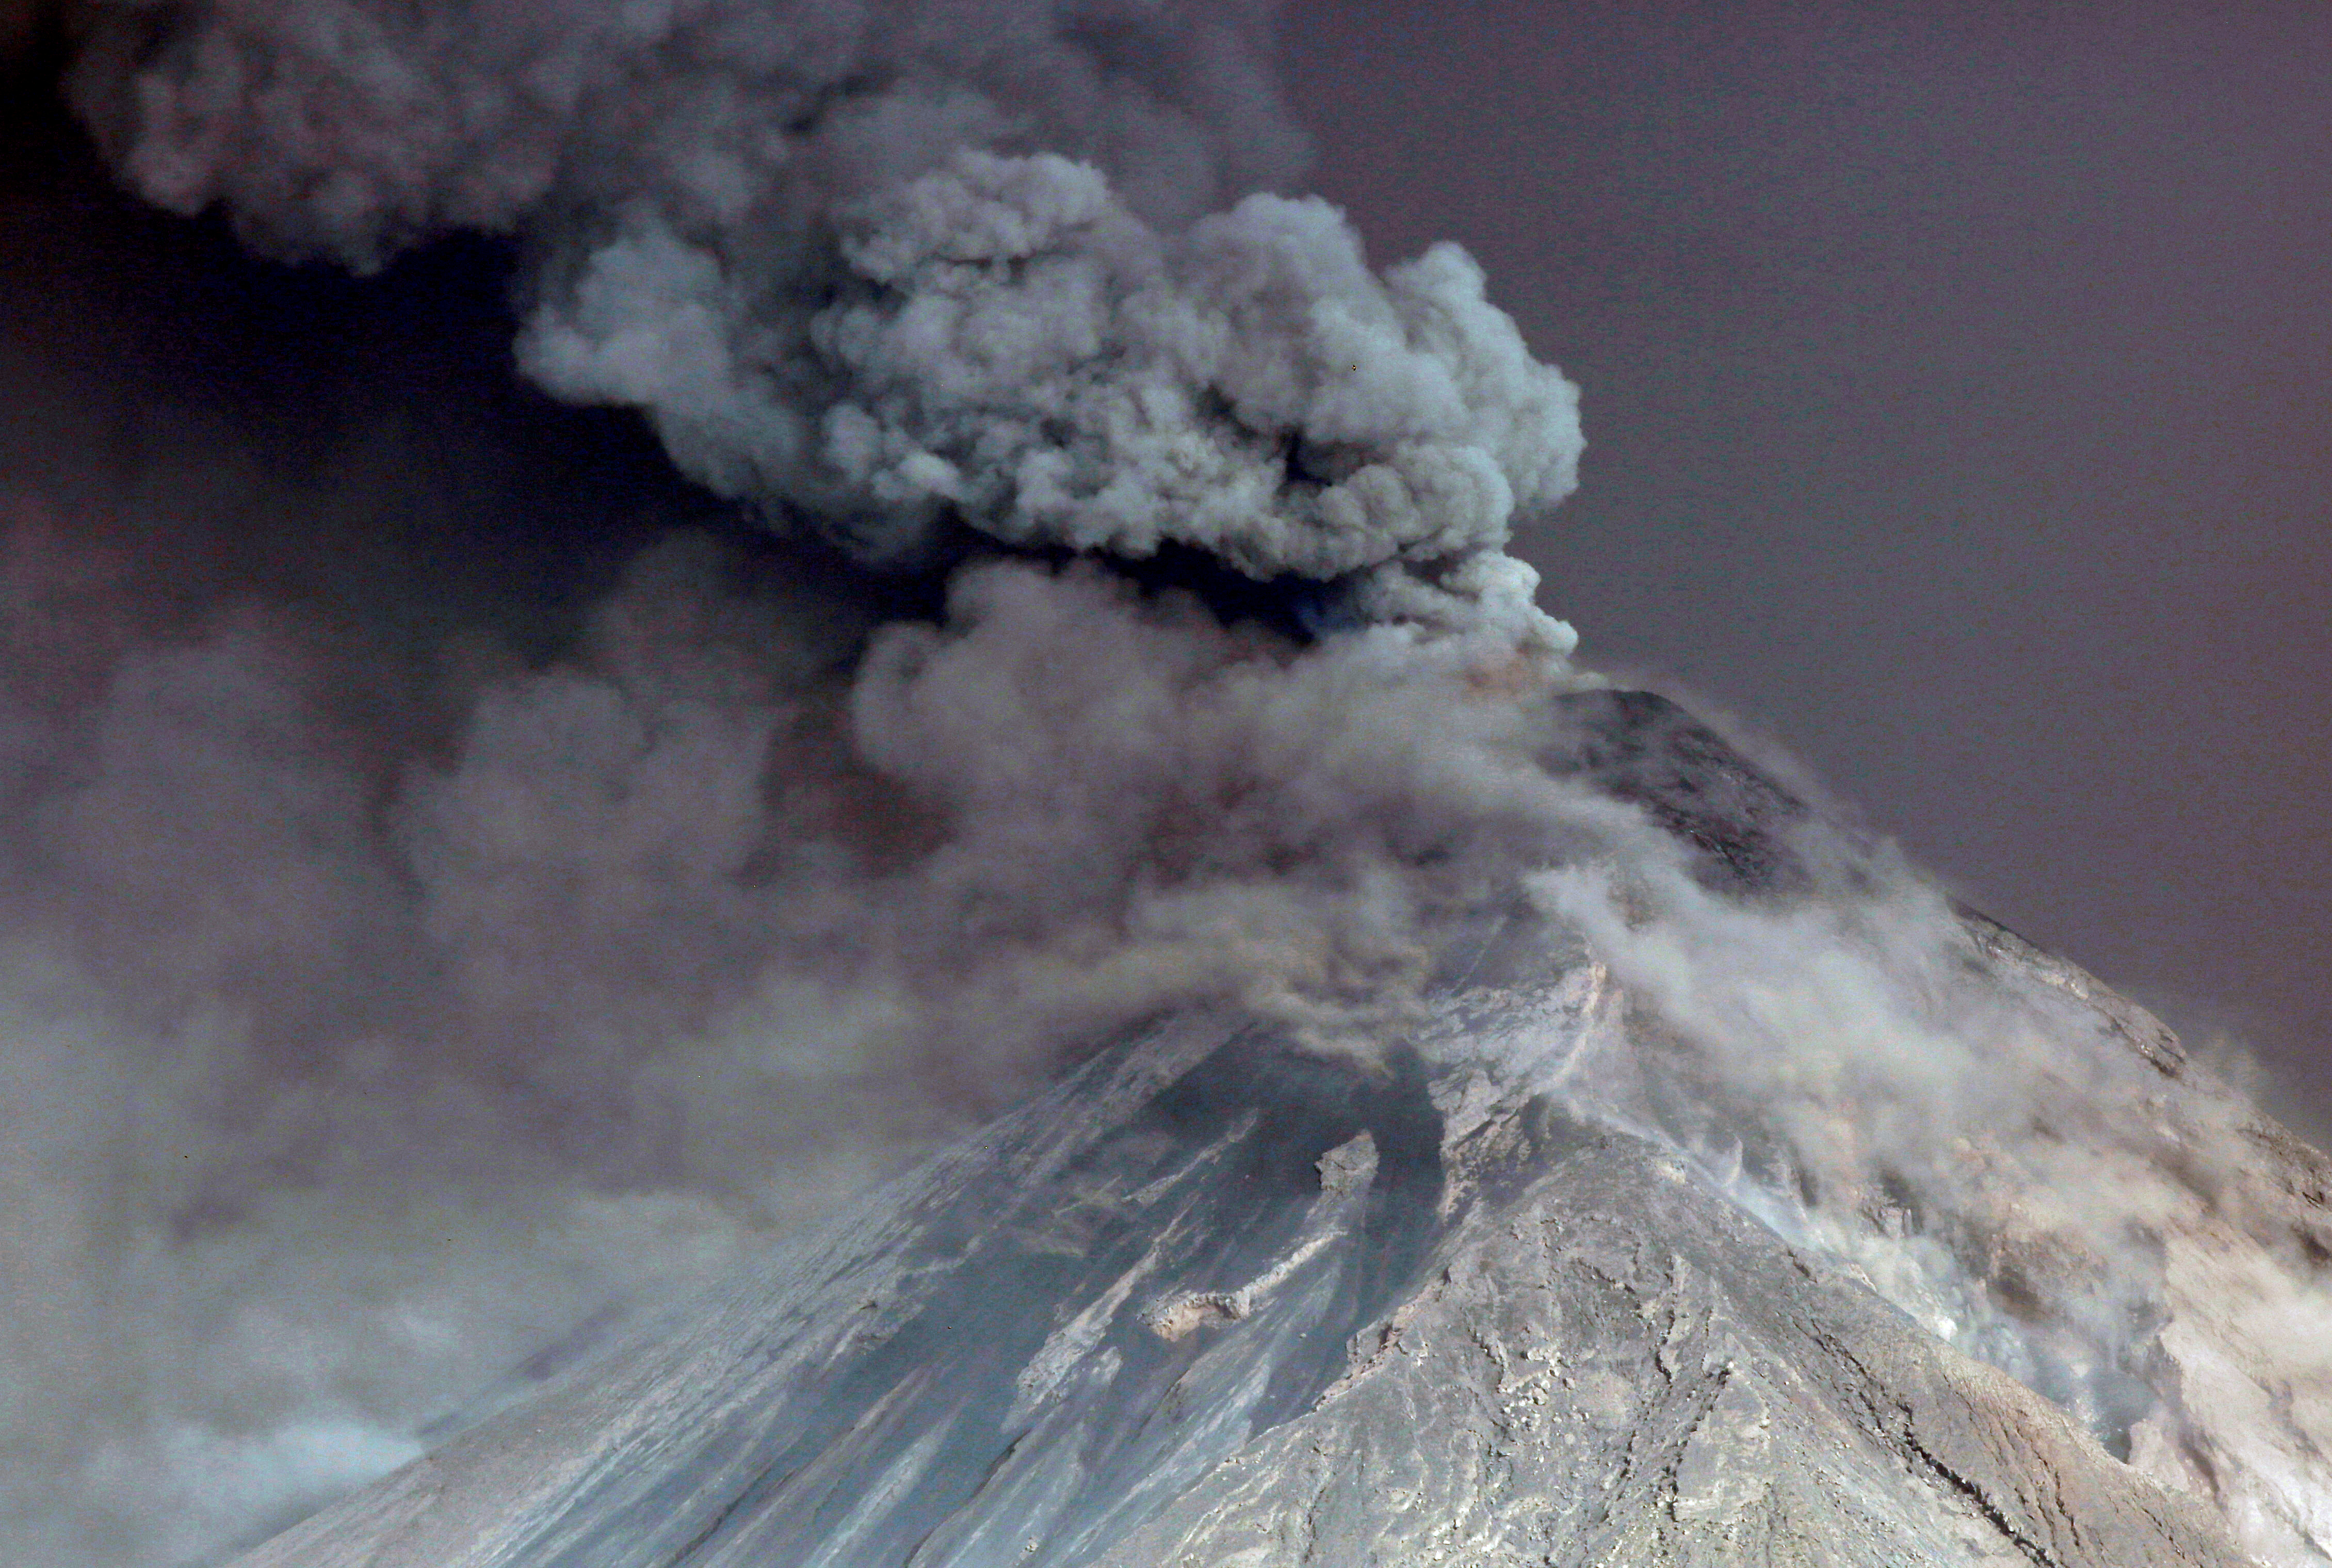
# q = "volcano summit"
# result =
<box><xmin>235</xmin><ymin>694</ymin><xmax>2332</xmax><ymax>1568</ymax></box>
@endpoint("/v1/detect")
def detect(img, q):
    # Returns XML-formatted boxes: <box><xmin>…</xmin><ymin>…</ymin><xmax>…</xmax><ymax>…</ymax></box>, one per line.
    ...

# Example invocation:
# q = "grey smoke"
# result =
<box><xmin>4</xmin><ymin>2</ymin><xmax>2329</xmax><ymax>1566</ymax></box>
<box><xmin>71</xmin><ymin>0</ymin><xmax>1579</xmax><ymax>640</ymax></box>
<box><xmin>0</xmin><ymin>337</ymin><xmax>1592</xmax><ymax>1566</ymax></box>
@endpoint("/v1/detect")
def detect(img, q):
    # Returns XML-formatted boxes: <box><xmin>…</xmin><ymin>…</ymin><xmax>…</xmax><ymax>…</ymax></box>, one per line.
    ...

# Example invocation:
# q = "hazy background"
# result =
<box><xmin>1281</xmin><ymin>0</ymin><xmax>2330</xmax><ymax>1119</ymax></box>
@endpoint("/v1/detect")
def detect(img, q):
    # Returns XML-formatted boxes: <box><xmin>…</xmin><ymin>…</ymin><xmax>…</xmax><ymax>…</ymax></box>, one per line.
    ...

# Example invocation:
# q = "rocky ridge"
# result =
<box><xmin>236</xmin><ymin>693</ymin><xmax>2332</xmax><ymax>1567</ymax></box>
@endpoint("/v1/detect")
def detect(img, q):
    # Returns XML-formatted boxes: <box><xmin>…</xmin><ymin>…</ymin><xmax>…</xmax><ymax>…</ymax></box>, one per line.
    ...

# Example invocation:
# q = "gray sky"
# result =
<box><xmin>1281</xmin><ymin>0</ymin><xmax>2331</xmax><ymax>1118</ymax></box>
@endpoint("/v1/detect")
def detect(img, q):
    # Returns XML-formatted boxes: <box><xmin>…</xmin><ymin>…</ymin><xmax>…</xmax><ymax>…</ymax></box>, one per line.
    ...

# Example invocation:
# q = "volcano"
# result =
<box><xmin>13</xmin><ymin>5</ymin><xmax>2328</xmax><ymax>1564</ymax></box>
<box><xmin>233</xmin><ymin>692</ymin><xmax>2332</xmax><ymax>1568</ymax></box>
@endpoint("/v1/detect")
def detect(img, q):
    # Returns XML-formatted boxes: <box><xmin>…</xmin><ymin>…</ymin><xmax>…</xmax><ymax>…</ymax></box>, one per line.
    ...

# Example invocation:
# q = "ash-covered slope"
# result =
<box><xmin>237</xmin><ymin>693</ymin><xmax>2329</xmax><ymax>1568</ymax></box>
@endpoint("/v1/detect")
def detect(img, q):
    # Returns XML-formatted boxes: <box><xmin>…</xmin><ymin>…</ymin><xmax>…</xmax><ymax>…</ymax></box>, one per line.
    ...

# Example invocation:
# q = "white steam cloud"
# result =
<box><xmin>1526</xmin><ymin>853</ymin><xmax>2332</xmax><ymax>1566</ymax></box>
<box><xmin>3</xmin><ymin>3</ymin><xmax>2327</xmax><ymax>1567</ymax></box>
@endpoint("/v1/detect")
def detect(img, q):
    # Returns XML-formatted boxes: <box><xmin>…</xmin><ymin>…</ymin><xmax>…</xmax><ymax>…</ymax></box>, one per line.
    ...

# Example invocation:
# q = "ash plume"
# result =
<box><xmin>68</xmin><ymin>0</ymin><xmax>1579</xmax><ymax>641</ymax></box>
<box><xmin>1</xmin><ymin>4</ymin><xmax>2328</xmax><ymax>1567</ymax></box>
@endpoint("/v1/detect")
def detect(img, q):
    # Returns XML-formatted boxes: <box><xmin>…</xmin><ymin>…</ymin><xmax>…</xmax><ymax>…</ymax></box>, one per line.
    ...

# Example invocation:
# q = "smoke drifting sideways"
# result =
<box><xmin>3</xmin><ymin>3</ymin><xmax>2329</xmax><ymax>1566</ymax></box>
<box><xmin>5</xmin><ymin>5</ymin><xmax>1596</xmax><ymax>1560</ymax></box>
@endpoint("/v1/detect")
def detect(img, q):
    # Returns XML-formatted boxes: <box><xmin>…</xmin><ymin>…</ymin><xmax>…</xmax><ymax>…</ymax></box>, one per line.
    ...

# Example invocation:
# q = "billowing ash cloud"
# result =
<box><xmin>9</xmin><ymin>8</ymin><xmax>1596</xmax><ymax>1557</ymax></box>
<box><xmin>7</xmin><ymin>4</ymin><xmax>2330</xmax><ymax>1568</ymax></box>
<box><xmin>0</xmin><ymin>489</ymin><xmax>1593</xmax><ymax>1566</ymax></box>
<box><xmin>70</xmin><ymin>0</ymin><xmax>1580</xmax><ymax>642</ymax></box>
<box><xmin>0</xmin><ymin>73</ymin><xmax>1595</xmax><ymax>1544</ymax></box>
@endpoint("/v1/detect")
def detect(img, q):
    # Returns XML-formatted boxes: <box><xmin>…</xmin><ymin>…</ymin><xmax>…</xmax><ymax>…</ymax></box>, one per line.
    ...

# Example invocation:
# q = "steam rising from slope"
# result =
<box><xmin>3</xmin><ymin>3</ymin><xmax>2329</xmax><ymax>1566</ymax></box>
<box><xmin>1528</xmin><ymin>854</ymin><xmax>2332</xmax><ymax>1566</ymax></box>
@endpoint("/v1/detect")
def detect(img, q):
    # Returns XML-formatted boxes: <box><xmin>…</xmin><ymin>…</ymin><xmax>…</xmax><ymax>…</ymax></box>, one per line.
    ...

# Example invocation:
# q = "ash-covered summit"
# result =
<box><xmin>231</xmin><ymin>694</ymin><xmax>2332</xmax><ymax>1568</ymax></box>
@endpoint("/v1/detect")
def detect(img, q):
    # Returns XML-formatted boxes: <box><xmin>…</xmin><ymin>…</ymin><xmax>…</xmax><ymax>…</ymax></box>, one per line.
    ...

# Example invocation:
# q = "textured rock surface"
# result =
<box><xmin>233</xmin><ymin>697</ymin><xmax>2327</xmax><ymax>1567</ymax></box>
<box><xmin>1097</xmin><ymin>1127</ymin><xmax>2237</xmax><ymax>1568</ymax></box>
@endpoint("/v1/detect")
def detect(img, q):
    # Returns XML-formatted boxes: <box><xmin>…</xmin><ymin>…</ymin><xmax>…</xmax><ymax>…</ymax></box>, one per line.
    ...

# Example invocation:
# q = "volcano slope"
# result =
<box><xmin>236</xmin><ymin>691</ymin><xmax>2332</xmax><ymax>1568</ymax></box>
